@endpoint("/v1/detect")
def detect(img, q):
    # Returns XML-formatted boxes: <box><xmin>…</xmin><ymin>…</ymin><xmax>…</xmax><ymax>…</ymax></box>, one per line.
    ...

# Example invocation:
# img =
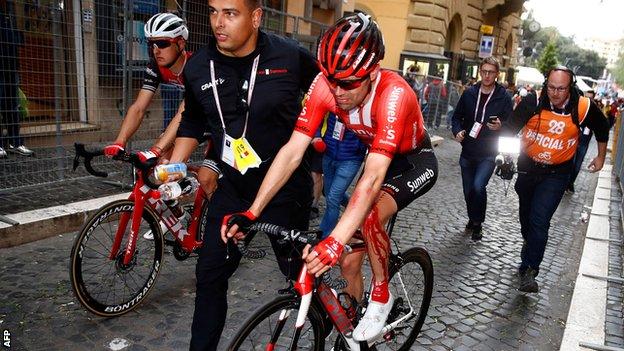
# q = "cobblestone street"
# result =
<box><xmin>0</xmin><ymin>131</ymin><xmax>617</xmax><ymax>350</ymax></box>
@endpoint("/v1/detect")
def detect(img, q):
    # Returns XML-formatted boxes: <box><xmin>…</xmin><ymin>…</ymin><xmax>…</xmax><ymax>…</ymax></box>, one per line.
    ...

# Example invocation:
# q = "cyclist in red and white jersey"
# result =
<box><xmin>223</xmin><ymin>12</ymin><xmax>438</xmax><ymax>342</ymax></box>
<box><xmin>104</xmin><ymin>13</ymin><xmax>191</xmax><ymax>160</ymax></box>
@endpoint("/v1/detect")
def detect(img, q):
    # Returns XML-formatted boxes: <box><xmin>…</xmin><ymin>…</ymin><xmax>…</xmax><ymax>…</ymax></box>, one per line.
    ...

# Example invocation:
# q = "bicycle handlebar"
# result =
<box><xmin>73</xmin><ymin>143</ymin><xmax>160</xmax><ymax>189</ymax></box>
<box><xmin>248</xmin><ymin>222</ymin><xmax>321</xmax><ymax>246</ymax></box>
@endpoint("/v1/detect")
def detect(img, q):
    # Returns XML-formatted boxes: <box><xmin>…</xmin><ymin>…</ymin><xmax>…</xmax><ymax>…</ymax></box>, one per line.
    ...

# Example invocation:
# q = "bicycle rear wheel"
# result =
<box><xmin>69</xmin><ymin>199</ymin><xmax>164</xmax><ymax>317</ymax></box>
<box><xmin>227</xmin><ymin>295</ymin><xmax>325</xmax><ymax>351</ymax></box>
<box><xmin>374</xmin><ymin>247</ymin><xmax>433</xmax><ymax>350</ymax></box>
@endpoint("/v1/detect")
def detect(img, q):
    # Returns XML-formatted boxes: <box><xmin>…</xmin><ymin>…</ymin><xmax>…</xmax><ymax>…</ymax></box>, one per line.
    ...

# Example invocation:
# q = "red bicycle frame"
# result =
<box><xmin>108</xmin><ymin>168</ymin><xmax>206</xmax><ymax>265</ymax></box>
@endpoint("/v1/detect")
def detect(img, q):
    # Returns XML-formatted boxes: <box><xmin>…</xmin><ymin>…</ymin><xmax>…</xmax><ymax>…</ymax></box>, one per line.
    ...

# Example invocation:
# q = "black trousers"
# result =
<box><xmin>0</xmin><ymin>77</ymin><xmax>23</xmax><ymax>147</ymax></box>
<box><xmin>189</xmin><ymin>180</ymin><xmax>311</xmax><ymax>351</ymax></box>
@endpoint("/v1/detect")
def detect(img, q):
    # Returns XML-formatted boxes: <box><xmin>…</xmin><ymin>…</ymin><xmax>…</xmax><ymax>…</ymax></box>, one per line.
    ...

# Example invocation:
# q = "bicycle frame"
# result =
<box><xmin>282</xmin><ymin>245</ymin><xmax>418</xmax><ymax>350</ymax></box>
<box><xmin>109</xmin><ymin>168</ymin><xmax>206</xmax><ymax>265</ymax></box>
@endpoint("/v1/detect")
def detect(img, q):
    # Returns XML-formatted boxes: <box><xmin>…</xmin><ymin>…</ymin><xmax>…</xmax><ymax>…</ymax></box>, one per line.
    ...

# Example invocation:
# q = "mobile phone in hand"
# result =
<box><xmin>488</xmin><ymin>116</ymin><xmax>498</xmax><ymax>123</ymax></box>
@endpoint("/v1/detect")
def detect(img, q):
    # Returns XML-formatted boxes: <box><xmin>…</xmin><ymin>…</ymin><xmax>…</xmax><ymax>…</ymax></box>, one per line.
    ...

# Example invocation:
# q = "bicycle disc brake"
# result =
<box><xmin>172</xmin><ymin>241</ymin><xmax>192</xmax><ymax>261</ymax></box>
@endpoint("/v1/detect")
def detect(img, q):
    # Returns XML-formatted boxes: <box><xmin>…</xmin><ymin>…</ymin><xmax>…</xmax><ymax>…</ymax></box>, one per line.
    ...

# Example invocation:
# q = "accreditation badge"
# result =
<box><xmin>468</xmin><ymin>122</ymin><xmax>483</xmax><ymax>139</ymax></box>
<box><xmin>233</xmin><ymin>137</ymin><xmax>262</xmax><ymax>174</ymax></box>
<box><xmin>221</xmin><ymin>133</ymin><xmax>237</xmax><ymax>169</ymax></box>
<box><xmin>332</xmin><ymin>120</ymin><xmax>345</xmax><ymax>140</ymax></box>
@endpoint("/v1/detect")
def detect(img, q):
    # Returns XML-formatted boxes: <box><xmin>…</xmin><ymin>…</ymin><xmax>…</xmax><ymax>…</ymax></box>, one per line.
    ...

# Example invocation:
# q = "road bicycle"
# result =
<box><xmin>228</xmin><ymin>215</ymin><xmax>434</xmax><ymax>351</ymax></box>
<box><xmin>69</xmin><ymin>143</ymin><xmax>232</xmax><ymax>317</ymax></box>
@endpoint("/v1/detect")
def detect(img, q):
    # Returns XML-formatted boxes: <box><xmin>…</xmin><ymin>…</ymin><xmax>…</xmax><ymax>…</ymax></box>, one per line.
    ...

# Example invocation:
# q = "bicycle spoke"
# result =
<box><xmin>231</xmin><ymin>298</ymin><xmax>320</xmax><ymax>351</ymax></box>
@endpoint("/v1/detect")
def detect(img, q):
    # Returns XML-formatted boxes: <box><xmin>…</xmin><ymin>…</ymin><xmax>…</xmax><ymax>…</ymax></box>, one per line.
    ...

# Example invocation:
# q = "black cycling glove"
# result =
<box><xmin>222</xmin><ymin>210</ymin><xmax>257</xmax><ymax>233</ymax></box>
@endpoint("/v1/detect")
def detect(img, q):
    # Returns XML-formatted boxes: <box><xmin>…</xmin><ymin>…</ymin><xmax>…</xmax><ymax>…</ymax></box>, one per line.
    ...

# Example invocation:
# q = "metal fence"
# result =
<box><xmin>613</xmin><ymin>114</ymin><xmax>624</xmax><ymax>202</ymax></box>
<box><xmin>0</xmin><ymin>1</ymin><xmax>327</xmax><ymax>190</ymax></box>
<box><xmin>401</xmin><ymin>72</ymin><xmax>466</xmax><ymax>131</ymax></box>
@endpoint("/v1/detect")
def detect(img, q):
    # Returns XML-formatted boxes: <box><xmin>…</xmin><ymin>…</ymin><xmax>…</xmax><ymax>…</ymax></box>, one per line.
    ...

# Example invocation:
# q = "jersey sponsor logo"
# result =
<box><xmin>258</xmin><ymin>68</ymin><xmax>288</xmax><ymax>75</ymax></box>
<box><xmin>378</xmin><ymin>139</ymin><xmax>396</xmax><ymax>147</ymax></box>
<box><xmin>384</xmin><ymin>86</ymin><xmax>403</xmax><ymax>141</ymax></box>
<box><xmin>306</xmin><ymin>74</ymin><xmax>321</xmax><ymax>97</ymax></box>
<box><xmin>536</xmin><ymin>151</ymin><xmax>552</xmax><ymax>163</ymax></box>
<box><xmin>524</xmin><ymin>130</ymin><xmax>564</xmax><ymax>150</ymax></box>
<box><xmin>300</xmin><ymin>93</ymin><xmax>310</xmax><ymax>117</ymax></box>
<box><xmin>382</xmin><ymin>183</ymin><xmax>400</xmax><ymax>195</ymax></box>
<box><xmin>201</xmin><ymin>78</ymin><xmax>225</xmax><ymax>91</ymax></box>
<box><xmin>146</xmin><ymin>67</ymin><xmax>158</xmax><ymax>77</ymax></box>
<box><xmin>406</xmin><ymin>168</ymin><xmax>435</xmax><ymax>193</ymax></box>
<box><xmin>295</xmin><ymin>125</ymin><xmax>311</xmax><ymax>134</ymax></box>
<box><xmin>386</xmin><ymin>86</ymin><xmax>403</xmax><ymax>123</ymax></box>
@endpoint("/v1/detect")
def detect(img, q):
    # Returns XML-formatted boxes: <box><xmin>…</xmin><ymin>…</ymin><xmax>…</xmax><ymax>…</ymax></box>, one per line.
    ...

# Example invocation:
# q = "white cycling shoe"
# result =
<box><xmin>352</xmin><ymin>293</ymin><xmax>394</xmax><ymax>342</ymax></box>
<box><xmin>143</xmin><ymin>221</ymin><xmax>168</xmax><ymax>240</ymax></box>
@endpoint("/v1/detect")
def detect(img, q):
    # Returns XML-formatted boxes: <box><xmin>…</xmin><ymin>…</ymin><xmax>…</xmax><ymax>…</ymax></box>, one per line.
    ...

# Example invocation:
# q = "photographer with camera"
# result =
<box><xmin>451</xmin><ymin>57</ymin><xmax>512</xmax><ymax>240</ymax></box>
<box><xmin>506</xmin><ymin>66</ymin><xmax>609</xmax><ymax>293</ymax></box>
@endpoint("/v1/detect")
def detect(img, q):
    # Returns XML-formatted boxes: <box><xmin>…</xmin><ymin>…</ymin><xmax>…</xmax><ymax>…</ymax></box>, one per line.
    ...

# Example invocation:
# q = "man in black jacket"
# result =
<box><xmin>168</xmin><ymin>0</ymin><xmax>319</xmax><ymax>349</ymax></box>
<box><xmin>451</xmin><ymin>57</ymin><xmax>512</xmax><ymax>240</ymax></box>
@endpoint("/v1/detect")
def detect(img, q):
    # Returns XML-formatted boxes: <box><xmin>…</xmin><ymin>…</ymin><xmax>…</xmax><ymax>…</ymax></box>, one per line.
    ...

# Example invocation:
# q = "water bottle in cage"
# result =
<box><xmin>159</xmin><ymin>176</ymin><xmax>199</xmax><ymax>201</ymax></box>
<box><xmin>154</xmin><ymin>163</ymin><xmax>187</xmax><ymax>182</ymax></box>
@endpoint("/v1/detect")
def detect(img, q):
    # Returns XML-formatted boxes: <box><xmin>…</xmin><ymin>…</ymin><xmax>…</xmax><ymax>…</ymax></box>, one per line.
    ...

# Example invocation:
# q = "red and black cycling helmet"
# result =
<box><xmin>317</xmin><ymin>12</ymin><xmax>385</xmax><ymax>80</ymax></box>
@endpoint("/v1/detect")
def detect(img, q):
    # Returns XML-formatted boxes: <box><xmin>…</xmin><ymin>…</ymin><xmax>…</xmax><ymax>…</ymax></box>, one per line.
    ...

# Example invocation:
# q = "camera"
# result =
<box><xmin>495</xmin><ymin>154</ymin><xmax>515</xmax><ymax>180</ymax></box>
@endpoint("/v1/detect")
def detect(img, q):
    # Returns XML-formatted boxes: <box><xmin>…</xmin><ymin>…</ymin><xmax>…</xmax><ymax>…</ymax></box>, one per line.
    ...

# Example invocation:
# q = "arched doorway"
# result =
<box><xmin>444</xmin><ymin>13</ymin><xmax>464</xmax><ymax>81</ymax></box>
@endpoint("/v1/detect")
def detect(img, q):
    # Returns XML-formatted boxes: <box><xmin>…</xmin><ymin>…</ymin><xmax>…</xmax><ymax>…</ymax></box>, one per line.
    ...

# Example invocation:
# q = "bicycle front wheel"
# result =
<box><xmin>376</xmin><ymin>246</ymin><xmax>434</xmax><ymax>350</ymax></box>
<box><xmin>227</xmin><ymin>295</ymin><xmax>325</xmax><ymax>351</ymax></box>
<box><xmin>69</xmin><ymin>199</ymin><xmax>165</xmax><ymax>317</ymax></box>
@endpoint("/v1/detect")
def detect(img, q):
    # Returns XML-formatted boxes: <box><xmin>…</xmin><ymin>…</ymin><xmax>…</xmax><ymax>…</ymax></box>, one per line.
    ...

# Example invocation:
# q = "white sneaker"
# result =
<box><xmin>144</xmin><ymin>220</ymin><xmax>168</xmax><ymax>240</ymax></box>
<box><xmin>352</xmin><ymin>293</ymin><xmax>394</xmax><ymax>342</ymax></box>
<box><xmin>8</xmin><ymin>145</ymin><xmax>34</xmax><ymax>156</ymax></box>
<box><xmin>0</xmin><ymin>147</ymin><xmax>6</xmax><ymax>158</ymax></box>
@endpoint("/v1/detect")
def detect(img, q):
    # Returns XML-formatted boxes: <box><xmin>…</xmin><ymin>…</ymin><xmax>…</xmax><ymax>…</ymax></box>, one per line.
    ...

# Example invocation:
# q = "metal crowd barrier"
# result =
<box><xmin>0</xmin><ymin>2</ymin><xmax>327</xmax><ymax>190</ymax></box>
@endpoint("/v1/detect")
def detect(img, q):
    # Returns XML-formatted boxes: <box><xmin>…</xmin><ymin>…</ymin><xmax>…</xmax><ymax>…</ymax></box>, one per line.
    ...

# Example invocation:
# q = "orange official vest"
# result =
<box><xmin>521</xmin><ymin>96</ymin><xmax>590</xmax><ymax>165</ymax></box>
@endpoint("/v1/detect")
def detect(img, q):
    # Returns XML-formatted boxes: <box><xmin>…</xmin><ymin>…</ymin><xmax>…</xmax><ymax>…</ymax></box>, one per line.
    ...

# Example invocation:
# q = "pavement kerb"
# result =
<box><xmin>560</xmin><ymin>164</ymin><xmax>613</xmax><ymax>351</ymax></box>
<box><xmin>0</xmin><ymin>192</ymin><xmax>130</xmax><ymax>248</ymax></box>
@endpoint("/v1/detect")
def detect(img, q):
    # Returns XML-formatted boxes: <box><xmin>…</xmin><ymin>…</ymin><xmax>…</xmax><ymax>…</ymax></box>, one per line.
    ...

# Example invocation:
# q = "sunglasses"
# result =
<box><xmin>148</xmin><ymin>39</ymin><xmax>175</xmax><ymax>49</ymax></box>
<box><xmin>327</xmin><ymin>75</ymin><xmax>370</xmax><ymax>90</ymax></box>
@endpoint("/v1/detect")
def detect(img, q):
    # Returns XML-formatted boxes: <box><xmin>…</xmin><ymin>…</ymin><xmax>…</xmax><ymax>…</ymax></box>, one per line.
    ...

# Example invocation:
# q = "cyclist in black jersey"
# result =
<box><xmin>103</xmin><ymin>13</ymin><xmax>190</xmax><ymax>161</ymax></box>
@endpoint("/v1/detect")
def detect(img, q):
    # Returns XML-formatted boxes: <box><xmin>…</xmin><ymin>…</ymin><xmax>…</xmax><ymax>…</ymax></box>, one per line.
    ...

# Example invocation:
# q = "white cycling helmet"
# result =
<box><xmin>144</xmin><ymin>13</ymin><xmax>189</xmax><ymax>40</ymax></box>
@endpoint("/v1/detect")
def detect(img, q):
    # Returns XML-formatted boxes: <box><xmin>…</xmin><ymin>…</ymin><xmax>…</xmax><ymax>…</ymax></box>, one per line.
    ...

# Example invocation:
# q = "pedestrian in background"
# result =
<box><xmin>451</xmin><ymin>56</ymin><xmax>512</xmax><ymax>240</ymax></box>
<box><xmin>508</xmin><ymin>66</ymin><xmax>609</xmax><ymax>293</ymax></box>
<box><xmin>309</xmin><ymin>143</ymin><xmax>325</xmax><ymax>220</ymax></box>
<box><xmin>0</xmin><ymin>0</ymin><xmax>33</xmax><ymax>158</ymax></box>
<box><xmin>424</xmin><ymin>70</ymin><xmax>447</xmax><ymax>130</ymax></box>
<box><xmin>317</xmin><ymin>113</ymin><xmax>366</xmax><ymax>238</ymax></box>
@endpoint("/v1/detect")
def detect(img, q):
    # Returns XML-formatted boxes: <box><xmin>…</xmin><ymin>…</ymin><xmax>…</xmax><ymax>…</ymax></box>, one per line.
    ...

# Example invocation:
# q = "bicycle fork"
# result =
<box><xmin>109</xmin><ymin>187</ymin><xmax>148</xmax><ymax>265</ymax></box>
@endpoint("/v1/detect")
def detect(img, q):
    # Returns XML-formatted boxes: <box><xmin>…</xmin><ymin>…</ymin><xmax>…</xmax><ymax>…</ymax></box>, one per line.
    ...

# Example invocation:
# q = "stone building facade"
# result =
<box><xmin>355</xmin><ymin>0</ymin><xmax>525</xmax><ymax>83</ymax></box>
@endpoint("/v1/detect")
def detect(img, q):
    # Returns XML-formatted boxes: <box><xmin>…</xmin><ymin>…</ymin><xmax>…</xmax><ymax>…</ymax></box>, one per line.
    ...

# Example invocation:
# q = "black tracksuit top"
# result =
<box><xmin>178</xmin><ymin>31</ymin><xmax>319</xmax><ymax>204</ymax></box>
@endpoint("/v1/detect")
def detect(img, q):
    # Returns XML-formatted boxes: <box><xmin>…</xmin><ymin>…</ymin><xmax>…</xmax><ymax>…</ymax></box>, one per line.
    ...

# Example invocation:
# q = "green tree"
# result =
<box><xmin>536</xmin><ymin>41</ymin><xmax>559</xmax><ymax>75</ymax></box>
<box><xmin>519</xmin><ymin>19</ymin><xmax>607</xmax><ymax>78</ymax></box>
<box><xmin>614</xmin><ymin>51</ymin><xmax>624</xmax><ymax>86</ymax></box>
